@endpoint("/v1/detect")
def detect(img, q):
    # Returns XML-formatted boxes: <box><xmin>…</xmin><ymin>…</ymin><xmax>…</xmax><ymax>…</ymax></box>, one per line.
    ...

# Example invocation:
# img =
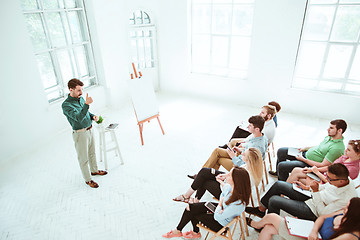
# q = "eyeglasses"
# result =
<box><xmin>326</xmin><ymin>175</ymin><xmax>347</xmax><ymax>182</ymax></box>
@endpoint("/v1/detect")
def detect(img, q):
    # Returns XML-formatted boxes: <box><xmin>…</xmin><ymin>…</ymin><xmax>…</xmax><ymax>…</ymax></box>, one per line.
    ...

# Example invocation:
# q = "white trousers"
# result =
<box><xmin>72</xmin><ymin>129</ymin><xmax>98</xmax><ymax>182</ymax></box>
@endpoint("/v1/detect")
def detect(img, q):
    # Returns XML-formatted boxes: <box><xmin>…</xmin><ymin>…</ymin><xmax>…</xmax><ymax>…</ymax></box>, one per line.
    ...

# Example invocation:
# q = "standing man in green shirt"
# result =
<box><xmin>269</xmin><ymin>119</ymin><xmax>347</xmax><ymax>181</ymax></box>
<box><xmin>62</xmin><ymin>78</ymin><xmax>107</xmax><ymax>188</ymax></box>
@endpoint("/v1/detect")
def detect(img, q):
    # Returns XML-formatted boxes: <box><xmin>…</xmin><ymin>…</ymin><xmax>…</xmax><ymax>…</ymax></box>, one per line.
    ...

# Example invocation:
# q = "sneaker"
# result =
<box><xmin>183</xmin><ymin>231</ymin><xmax>201</xmax><ymax>239</ymax></box>
<box><xmin>268</xmin><ymin>170</ymin><xmax>278</xmax><ymax>177</ymax></box>
<box><xmin>86</xmin><ymin>180</ymin><xmax>99</xmax><ymax>188</ymax></box>
<box><xmin>187</xmin><ymin>174</ymin><xmax>197</xmax><ymax>180</ymax></box>
<box><xmin>245</xmin><ymin>206</ymin><xmax>265</xmax><ymax>218</ymax></box>
<box><xmin>162</xmin><ymin>230</ymin><xmax>182</xmax><ymax>238</ymax></box>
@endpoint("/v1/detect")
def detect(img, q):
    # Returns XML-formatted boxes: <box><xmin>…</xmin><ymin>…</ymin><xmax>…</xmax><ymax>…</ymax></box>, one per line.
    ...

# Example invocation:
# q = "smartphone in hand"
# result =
<box><xmin>227</xmin><ymin>146</ymin><xmax>236</xmax><ymax>153</ymax></box>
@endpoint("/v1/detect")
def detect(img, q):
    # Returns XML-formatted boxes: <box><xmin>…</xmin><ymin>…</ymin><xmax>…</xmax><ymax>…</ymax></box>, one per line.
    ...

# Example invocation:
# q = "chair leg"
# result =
<box><xmin>256</xmin><ymin>185</ymin><xmax>261</xmax><ymax>206</ymax></box>
<box><xmin>204</xmin><ymin>231</ymin><xmax>209</xmax><ymax>240</ymax></box>
<box><xmin>263</xmin><ymin>160</ymin><xmax>269</xmax><ymax>184</ymax></box>
<box><xmin>242</xmin><ymin>212</ymin><xmax>249</xmax><ymax>237</ymax></box>
<box><xmin>267</xmin><ymin>150</ymin><xmax>273</xmax><ymax>171</ymax></box>
<box><xmin>250</xmin><ymin>193</ymin><xmax>254</xmax><ymax>207</ymax></box>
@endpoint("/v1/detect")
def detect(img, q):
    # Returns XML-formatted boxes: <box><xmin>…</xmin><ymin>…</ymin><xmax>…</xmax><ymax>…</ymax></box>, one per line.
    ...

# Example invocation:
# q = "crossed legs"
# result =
<box><xmin>249</xmin><ymin>213</ymin><xmax>282</xmax><ymax>240</ymax></box>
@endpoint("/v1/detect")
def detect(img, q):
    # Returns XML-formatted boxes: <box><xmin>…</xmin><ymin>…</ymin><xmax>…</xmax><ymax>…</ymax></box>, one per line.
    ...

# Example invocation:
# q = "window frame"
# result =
<box><xmin>129</xmin><ymin>10</ymin><xmax>157</xmax><ymax>71</ymax></box>
<box><xmin>190</xmin><ymin>0</ymin><xmax>255</xmax><ymax>80</ymax></box>
<box><xmin>293</xmin><ymin>0</ymin><xmax>360</xmax><ymax>96</ymax></box>
<box><xmin>21</xmin><ymin>0</ymin><xmax>98</xmax><ymax>103</ymax></box>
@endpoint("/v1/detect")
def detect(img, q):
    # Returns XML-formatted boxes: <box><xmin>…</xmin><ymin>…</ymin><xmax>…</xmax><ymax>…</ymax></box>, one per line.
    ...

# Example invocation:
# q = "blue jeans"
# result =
<box><xmin>260</xmin><ymin>181</ymin><xmax>317</xmax><ymax>221</ymax></box>
<box><xmin>276</xmin><ymin>147</ymin><xmax>309</xmax><ymax>181</ymax></box>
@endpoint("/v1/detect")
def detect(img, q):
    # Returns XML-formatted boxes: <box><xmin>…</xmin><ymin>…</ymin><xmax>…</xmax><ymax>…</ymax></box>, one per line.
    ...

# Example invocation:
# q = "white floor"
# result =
<box><xmin>0</xmin><ymin>93</ymin><xmax>359</xmax><ymax>240</ymax></box>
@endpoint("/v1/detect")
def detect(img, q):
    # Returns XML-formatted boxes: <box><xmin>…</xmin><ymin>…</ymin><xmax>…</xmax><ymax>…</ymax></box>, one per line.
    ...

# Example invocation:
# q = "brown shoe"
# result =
<box><xmin>86</xmin><ymin>180</ymin><xmax>99</xmax><ymax>188</ymax></box>
<box><xmin>91</xmin><ymin>170</ymin><xmax>108</xmax><ymax>176</ymax></box>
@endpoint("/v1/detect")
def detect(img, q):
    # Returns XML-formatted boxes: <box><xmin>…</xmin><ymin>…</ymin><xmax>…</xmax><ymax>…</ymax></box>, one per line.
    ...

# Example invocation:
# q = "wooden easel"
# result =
<box><xmin>130</xmin><ymin>63</ymin><xmax>165</xmax><ymax>145</ymax></box>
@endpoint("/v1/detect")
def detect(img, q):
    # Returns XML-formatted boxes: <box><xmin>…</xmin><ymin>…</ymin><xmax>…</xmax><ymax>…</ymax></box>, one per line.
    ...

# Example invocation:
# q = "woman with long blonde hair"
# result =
<box><xmin>243</xmin><ymin>147</ymin><xmax>263</xmax><ymax>188</ymax></box>
<box><xmin>172</xmin><ymin>147</ymin><xmax>263</xmax><ymax>204</ymax></box>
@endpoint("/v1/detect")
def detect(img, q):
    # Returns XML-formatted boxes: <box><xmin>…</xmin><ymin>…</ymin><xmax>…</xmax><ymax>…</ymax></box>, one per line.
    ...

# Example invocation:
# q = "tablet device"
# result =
<box><xmin>306</xmin><ymin>172</ymin><xmax>321</xmax><ymax>182</ymax></box>
<box><xmin>205</xmin><ymin>202</ymin><xmax>216</xmax><ymax>213</ymax></box>
<box><xmin>288</xmin><ymin>147</ymin><xmax>301</xmax><ymax>157</ymax></box>
<box><xmin>106</xmin><ymin>123</ymin><xmax>119</xmax><ymax>130</ymax></box>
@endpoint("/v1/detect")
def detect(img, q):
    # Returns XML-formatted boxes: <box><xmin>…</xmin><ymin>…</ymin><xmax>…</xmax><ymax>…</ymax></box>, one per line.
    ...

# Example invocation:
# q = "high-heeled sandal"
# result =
<box><xmin>246</xmin><ymin>217</ymin><xmax>263</xmax><ymax>233</ymax></box>
<box><xmin>172</xmin><ymin>194</ymin><xmax>190</xmax><ymax>203</ymax></box>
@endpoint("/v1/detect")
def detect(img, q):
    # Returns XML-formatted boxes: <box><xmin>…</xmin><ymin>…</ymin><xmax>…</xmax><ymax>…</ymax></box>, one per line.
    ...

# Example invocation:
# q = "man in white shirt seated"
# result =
<box><xmin>245</xmin><ymin>163</ymin><xmax>357</xmax><ymax>221</ymax></box>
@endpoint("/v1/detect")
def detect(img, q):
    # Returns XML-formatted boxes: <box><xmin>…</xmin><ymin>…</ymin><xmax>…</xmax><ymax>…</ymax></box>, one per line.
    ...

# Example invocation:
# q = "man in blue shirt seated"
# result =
<box><xmin>188</xmin><ymin>115</ymin><xmax>268</xmax><ymax>179</ymax></box>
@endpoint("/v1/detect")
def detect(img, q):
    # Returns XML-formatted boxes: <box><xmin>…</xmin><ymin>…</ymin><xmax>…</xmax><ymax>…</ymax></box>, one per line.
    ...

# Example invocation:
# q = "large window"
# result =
<box><xmin>191</xmin><ymin>0</ymin><xmax>255</xmax><ymax>79</ymax></box>
<box><xmin>293</xmin><ymin>0</ymin><xmax>360</xmax><ymax>95</ymax></box>
<box><xmin>20</xmin><ymin>0</ymin><xmax>98</xmax><ymax>102</ymax></box>
<box><xmin>129</xmin><ymin>10</ymin><xmax>157</xmax><ymax>71</ymax></box>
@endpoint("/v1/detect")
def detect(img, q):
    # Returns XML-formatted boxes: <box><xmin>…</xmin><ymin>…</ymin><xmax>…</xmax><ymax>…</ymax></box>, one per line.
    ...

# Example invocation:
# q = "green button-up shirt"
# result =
<box><xmin>62</xmin><ymin>94</ymin><xmax>94</xmax><ymax>130</ymax></box>
<box><xmin>305</xmin><ymin>136</ymin><xmax>345</xmax><ymax>163</ymax></box>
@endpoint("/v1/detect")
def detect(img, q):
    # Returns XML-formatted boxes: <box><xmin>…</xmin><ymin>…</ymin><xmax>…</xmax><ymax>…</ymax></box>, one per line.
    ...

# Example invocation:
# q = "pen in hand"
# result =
<box><xmin>296</xmin><ymin>183</ymin><xmax>303</xmax><ymax>191</ymax></box>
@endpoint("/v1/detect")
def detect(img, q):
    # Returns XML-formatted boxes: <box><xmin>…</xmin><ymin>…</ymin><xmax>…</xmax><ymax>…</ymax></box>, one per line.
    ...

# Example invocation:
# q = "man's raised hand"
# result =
<box><xmin>85</xmin><ymin>93</ymin><xmax>93</xmax><ymax>105</ymax></box>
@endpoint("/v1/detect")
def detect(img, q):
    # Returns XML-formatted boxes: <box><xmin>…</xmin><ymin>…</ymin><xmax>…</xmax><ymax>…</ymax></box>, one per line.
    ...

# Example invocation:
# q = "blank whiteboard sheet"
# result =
<box><xmin>128</xmin><ymin>75</ymin><xmax>159</xmax><ymax>122</ymax></box>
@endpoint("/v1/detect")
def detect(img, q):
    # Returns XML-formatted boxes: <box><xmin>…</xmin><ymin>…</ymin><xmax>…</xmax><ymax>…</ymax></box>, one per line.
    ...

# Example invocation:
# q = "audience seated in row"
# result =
<box><xmin>219</xmin><ymin>104</ymin><xmax>278</xmax><ymax>149</ymax></box>
<box><xmin>186</xmin><ymin>115</ymin><xmax>267</xmax><ymax>178</ymax></box>
<box><xmin>270</xmin><ymin>119</ymin><xmax>347</xmax><ymax>181</ymax></box>
<box><xmin>162</xmin><ymin>167</ymin><xmax>251</xmax><ymax>239</ymax></box>
<box><xmin>246</xmin><ymin>197</ymin><xmax>360</xmax><ymax>240</ymax></box>
<box><xmin>164</xmin><ymin>103</ymin><xmax>360</xmax><ymax>240</ymax></box>
<box><xmin>246</xmin><ymin>163</ymin><xmax>357</xmax><ymax>221</ymax></box>
<box><xmin>173</xmin><ymin>148</ymin><xmax>263</xmax><ymax>204</ymax></box>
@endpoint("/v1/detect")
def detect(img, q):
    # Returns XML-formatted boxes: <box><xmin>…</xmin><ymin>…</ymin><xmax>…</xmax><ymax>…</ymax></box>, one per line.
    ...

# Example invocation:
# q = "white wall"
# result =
<box><xmin>0</xmin><ymin>1</ymin><xmax>108</xmax><ymax>162</ymax></box>
<box><xmin>1</xmin><ymin>0</ymin><xmax>359</xmax><ymax>162</ymax></box>
<box><xmin>87</xmin><ymin>0</ymin><xmax>162</xmax><ymax>108</ymax></box>
<box><xmin>155</xmin><ymin>0</ymin><xmax>359</xmax><ymax>125</ymax></box>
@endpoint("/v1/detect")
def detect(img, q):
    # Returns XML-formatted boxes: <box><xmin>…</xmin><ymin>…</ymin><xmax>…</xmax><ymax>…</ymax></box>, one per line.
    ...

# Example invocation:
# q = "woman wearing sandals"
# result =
<box><xmin>246</xmin><ymin>197</ymin><xmax>360</xmax><ymax>240</ymax></box>
<box><xmin>172</xmin><ymin>147</ymin><xmax>263</xmax><ymax>204</ymax></box>
<box><xmin>162</xmin><ymin>166</ymin><xmax>251</xmax><ymax>239</ymax></box>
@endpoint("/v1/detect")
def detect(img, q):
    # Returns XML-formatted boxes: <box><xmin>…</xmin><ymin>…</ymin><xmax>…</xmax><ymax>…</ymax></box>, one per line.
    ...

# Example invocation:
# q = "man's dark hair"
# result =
<box><xmin>248</xmin><ymin>115</ymin><xmax>265</xmax><ymax>132</ymax></box>
<box><xmin>68</xmin><ymin>78</ymin><xmax>84</xmax><ymax>90</ymax></box>
<box><xmin>328</xmin><ymin>163</ymin><xmax>349</xmax><ymax>179</ymax></box>
<box><xmin>268</xmin><ymin>101</ymin><xmax>281</xmax><ymax>112</ymax></box>
<box><xmin>330</xmin><ymin>119</ymin><xmax>347</xmax><ymax>134</ymax></box>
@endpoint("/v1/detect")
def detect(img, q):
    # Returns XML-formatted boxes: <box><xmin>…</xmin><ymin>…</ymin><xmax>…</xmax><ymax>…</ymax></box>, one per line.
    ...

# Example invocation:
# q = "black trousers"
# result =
<box><xmin>276</xmin><ymin>147</ymin><xmax>308</xmax><ymax>181</ymax></box>
<box><xmin>192</xmin><ymin>168</ymin><xmax>224</xmax><ymax>200</ymax></box>
<box><xmin>260</xmin><ymin>181</ymin><xmax>316</xmax><ymax>221</ymax></box>
<box><xmin>176</xmin><ymin>202</ymin><xmax>223</xmax><ymax>233</ymax></box>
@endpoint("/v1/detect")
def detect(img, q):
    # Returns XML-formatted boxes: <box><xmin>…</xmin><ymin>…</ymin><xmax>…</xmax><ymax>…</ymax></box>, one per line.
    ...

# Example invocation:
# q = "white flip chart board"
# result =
<box><xmin>128</xmin><ymin>75</ymin><xmax>159</xmax><ymax>122</ymax></box>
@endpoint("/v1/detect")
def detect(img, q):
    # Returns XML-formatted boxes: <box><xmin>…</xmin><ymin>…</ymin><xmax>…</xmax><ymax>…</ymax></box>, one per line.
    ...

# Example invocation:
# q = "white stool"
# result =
<box><xmin>97</xmin><ymin>124</ymin><xmax>124</xmax><ymax>170</ymax></box>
